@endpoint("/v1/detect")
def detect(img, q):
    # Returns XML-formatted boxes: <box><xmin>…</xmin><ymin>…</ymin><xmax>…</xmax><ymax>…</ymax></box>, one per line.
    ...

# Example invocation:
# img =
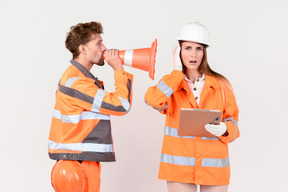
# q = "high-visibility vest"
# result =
<box><xmin>49</xmin><ymin>60</ymin><xmax>133</xmax><ymax>162</ymax></box>
<box><xmin>144</xmin><ymin>70</ymin><xmax>239</xmax><ymax>185</ymax></box>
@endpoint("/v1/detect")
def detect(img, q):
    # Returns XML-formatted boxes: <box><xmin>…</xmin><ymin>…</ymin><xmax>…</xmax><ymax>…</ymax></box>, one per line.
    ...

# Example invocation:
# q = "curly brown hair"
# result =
<box><xmin>65</xmin><ymin>21</ymin><xmax>103</xmax><ymax>59</ymax></box>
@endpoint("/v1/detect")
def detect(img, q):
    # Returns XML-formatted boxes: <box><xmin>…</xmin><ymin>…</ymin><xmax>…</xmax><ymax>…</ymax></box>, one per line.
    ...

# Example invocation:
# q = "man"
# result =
<box><xmin>48</xmin><ymin>21</ymin><xmax>133</xmax><ymax>192</ymax></box>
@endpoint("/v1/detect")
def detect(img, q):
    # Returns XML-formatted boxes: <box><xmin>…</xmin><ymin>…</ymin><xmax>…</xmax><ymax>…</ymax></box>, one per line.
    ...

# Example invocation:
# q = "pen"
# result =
<box><xmin>211</xmin><ymin>117</ymin><xmax>219</xmax><ymax>124</ymax></box>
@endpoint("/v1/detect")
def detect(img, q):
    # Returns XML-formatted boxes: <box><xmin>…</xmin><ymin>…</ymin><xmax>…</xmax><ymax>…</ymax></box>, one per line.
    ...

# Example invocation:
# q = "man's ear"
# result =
<box><xmin>79</xmin><ymin>45</ymin><xmax>86</xmax><ymax>55</ymax></box>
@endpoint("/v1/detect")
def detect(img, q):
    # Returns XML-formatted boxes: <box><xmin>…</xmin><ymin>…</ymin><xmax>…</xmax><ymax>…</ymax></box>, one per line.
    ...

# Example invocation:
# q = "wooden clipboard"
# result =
<box><xmin>178</xmin><ymin>108</ymin><xmax>222</xmax><ymax>137</ymax></box>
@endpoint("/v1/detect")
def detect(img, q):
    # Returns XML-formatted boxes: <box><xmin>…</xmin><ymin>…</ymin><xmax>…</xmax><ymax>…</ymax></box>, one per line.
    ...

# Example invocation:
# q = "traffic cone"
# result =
<box><xmin>103</xmin><ymin>39</ymin><xmax>157</xmax><ymax>80</ymax></box>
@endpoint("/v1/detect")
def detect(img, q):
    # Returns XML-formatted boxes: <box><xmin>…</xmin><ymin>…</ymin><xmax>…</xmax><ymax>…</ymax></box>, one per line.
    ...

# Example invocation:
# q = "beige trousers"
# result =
<box><xmin>167</xmin><ymin>181</ymin><xmax>229</xmax><ymax>192</ymax></box>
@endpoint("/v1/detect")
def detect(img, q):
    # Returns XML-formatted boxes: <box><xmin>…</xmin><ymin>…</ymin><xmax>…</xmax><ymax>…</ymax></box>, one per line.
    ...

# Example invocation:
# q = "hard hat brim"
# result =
<box><xmin>177</xmin><ymin>39</ymin><xmax>209</xmax><ymax>47</ymax></box>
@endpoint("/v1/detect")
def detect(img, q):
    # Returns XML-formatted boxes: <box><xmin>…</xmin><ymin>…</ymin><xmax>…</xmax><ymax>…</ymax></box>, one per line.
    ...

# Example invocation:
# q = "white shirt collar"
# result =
<box><xmin>184</xmin><ymin>73</ymin><xmax>205</xmax><ymax>83</ymax></box>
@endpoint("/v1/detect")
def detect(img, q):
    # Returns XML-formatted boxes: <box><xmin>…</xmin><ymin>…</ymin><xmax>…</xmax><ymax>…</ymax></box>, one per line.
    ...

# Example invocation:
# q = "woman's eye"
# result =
<box><xmin>185</xmin><ymin>47</ymin><xmax>191</xmax><ymax>50</ymax></box>
<box><xmin>197</xmin><ymin>47</ymin><xmax>203</xmax><ymax>51</ymax></box>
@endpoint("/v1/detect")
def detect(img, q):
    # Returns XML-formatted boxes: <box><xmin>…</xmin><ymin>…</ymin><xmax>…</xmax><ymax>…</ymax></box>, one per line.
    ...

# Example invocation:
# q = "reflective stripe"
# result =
<box><xmin>101</xmin><ymin>102</ymin><xmax>126</xmax><ymax>112</ymax></box>
<box><xmin>165</xmin><ymin>126</ymin><xmax>195</xmax><ymax>139</ymax></box>
<box><xmin>145</xmin><ymin>100</ymin><xmax>167</xmax><ymax>112</ymax></box>
<box><xmin>124</xmin><ymin>50</ymin><xmax>133</xmax><ymax>67</ymax></box>
<box><xmin>161</xmin><ymin>154</ymin><xmax>195</xmax><ymax>166</ymax></box>
<box><xmin>81</xmin><ymin>111</ymin><xmax>110</xmax><ymax>120</ymax></box>
<box><xmin>230</xmin><ymin>121</ymin><xmax>238</xmax><ymax>142</ymax></box>
<box><xmin>92</xmin><ymin>90</ymin><xmax>129</xmax><ymax>113</ymax></box>
<box><xmin>161</xmin><ymin>104</ymin><xmax>168</xmax><ymax>111</ymax></box>
<box><xmin>157</xmin><ymin>80</ymin><xmax>173</xmax><ymax>98</ymax></box>
<box><xmin>202</xmin><ymin>157</ymin><xmax>230</xmax><ymax>167</ymax></box>
<box><xmin>119</xmin><ymin>97</ymin><xmax>130</xmax><ymax>112</ymax></box>
<box><xmin>161</xmin><ymin>154</ymin><xmax>229</xmax><ymax>167</ymax></box>
<box><xmin>92</xmin><ymin>89</ymin><xmax>106</xmax><ymax>112</ymax></box>
<box><xmin>58</xmin><ymin>83</ymin><xmax>94</xmax><ymax>104</ymax></box>
<box><xmin>48</xmin><ymin>140</ymin><xmax>113</xmax><ymax>152</ymax></box>
<box><xmin>127</xmin><ymin>79</ymin><xmax>132</xmax><ymax>103</ymax></box>
<box><xmin>223</xmin><ymin>117</ymin><xmax>238</xmax><ymax>127</ymax></box>
<box><xmin>65</xmin><ymin>77</ymin><xmax>80</xmax><ymax>87</ymax></box>
<box><xmin>165</xmin><ymin>127</ymin><xmax>219</xmax><ymax>140</ymax></box>
<box><xmin>53</xmin><ymin>109</ymin><xmax>110</xmax><ymax>124</ymax></box>
<box><xmin>201</xmin><ymin>137</ymin><xmax>219</xmax><ymax>140</ymax></box>
<box><xmin>223</xmin><ymin>117</ymin><xmax>238</xmax><ymax>142</ymax></box>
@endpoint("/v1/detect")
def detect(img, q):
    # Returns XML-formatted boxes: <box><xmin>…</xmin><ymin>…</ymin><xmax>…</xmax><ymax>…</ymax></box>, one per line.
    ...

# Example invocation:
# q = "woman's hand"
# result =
<box><xmin>173</xmin><ymin>44</ymin><xmax>182</xmax><ymax>71</ymax></box>
<box><xmin>204</xmin><ymin>122</ymin><xmax>227</xmax><ymax>137</ymax></box>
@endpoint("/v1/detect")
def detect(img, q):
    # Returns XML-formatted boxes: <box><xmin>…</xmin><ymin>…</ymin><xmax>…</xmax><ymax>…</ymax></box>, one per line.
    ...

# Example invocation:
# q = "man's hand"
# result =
<box><xmin>104</xmin><ymin>49</ymin><xmax>123</xmax><ymax>71</ymax></box>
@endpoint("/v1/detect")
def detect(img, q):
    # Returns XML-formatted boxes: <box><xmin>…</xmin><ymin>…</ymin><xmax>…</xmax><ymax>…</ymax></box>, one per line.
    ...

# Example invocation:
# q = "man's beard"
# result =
<box><xmin>95</xmin><ymin>58</ymin><xmax>105</xmax><ymax>66</ymax></box>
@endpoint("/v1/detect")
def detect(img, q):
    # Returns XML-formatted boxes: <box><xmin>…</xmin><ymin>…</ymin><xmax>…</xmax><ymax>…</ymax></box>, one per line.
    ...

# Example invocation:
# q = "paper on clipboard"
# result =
<box><xmin>178</xmin><ymin>108</ymin><xmax>222</xmax><ymax>137</ymax></box>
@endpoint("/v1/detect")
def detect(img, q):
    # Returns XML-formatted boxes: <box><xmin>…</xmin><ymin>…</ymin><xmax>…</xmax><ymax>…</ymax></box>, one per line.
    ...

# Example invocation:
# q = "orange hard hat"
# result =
<box><xmin>51</xmin><ymin>160</ymin><xmax>88</xmax><ymax>192</ymax></box>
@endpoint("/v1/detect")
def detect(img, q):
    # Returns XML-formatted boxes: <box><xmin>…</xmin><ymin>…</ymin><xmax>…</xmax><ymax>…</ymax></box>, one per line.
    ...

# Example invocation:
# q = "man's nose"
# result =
<box><xmin>102</xmin><ymin>44</ymin><xmax>107</xmax><ymax>52</ymax></box>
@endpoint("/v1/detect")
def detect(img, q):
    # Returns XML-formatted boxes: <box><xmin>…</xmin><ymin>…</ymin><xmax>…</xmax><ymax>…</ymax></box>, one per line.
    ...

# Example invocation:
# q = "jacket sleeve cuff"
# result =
<box><xmin>162</xmin><ymin>70</ymin><xmax>185</xmax><ymax>91</ymax></box>
<box><xmin>219</xmin><ymin>121</ymin><xmax>239</xmax><ymax>143</ymax></box>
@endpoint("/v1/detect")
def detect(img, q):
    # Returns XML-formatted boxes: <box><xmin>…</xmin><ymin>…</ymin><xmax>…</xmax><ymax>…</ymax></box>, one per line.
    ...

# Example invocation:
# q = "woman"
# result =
<box><xmin>144</xmin><ymin>22</ymin><xmax>239</xmax><ymax>192</ymax></box>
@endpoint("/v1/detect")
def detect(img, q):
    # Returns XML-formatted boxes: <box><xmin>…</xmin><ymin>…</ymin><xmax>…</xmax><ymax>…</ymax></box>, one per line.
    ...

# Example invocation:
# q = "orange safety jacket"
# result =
<box><xmin>48</xmin><ymin>60</ymin><xmax>133</xmax><ymax>162</ymax></box>
<box><xmin>144</xmin><ymin>70</ymin><xmax>239</xmax><ymax>185</ymax></box>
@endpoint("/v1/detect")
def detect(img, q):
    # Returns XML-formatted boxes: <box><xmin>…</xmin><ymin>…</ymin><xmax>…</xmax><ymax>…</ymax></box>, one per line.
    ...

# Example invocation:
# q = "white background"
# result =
<box><xmin>1</xmin><ymin>0</ymin><xmax>288</xmax><ymax>191</ymax></box>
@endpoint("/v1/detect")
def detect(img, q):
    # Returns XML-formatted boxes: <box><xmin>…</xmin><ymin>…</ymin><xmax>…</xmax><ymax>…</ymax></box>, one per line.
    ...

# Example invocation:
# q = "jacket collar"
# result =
<box><xmin>204</xmin><ymin>75</ymin><xmax>221</xmax><ymax>90</ymax></box>
<box><xmin>70</xmin><ymin>59</ymin><xmax>103</xmax><ymax>88</ymax></box>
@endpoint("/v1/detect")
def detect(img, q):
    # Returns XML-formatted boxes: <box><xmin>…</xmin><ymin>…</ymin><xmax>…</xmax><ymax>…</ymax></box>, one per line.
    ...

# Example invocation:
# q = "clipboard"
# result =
<box><xmin>178</xmin><ymin>108</ymin><xmax>222</xmax><ymax>137</ymax></box>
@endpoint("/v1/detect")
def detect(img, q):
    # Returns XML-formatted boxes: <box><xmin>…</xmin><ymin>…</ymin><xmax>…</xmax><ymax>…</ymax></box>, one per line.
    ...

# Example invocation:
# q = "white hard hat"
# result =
<box><xmin>176</xmin><ymin>22</ymin><xmax>210</xmax><ymax>47</ymax></box>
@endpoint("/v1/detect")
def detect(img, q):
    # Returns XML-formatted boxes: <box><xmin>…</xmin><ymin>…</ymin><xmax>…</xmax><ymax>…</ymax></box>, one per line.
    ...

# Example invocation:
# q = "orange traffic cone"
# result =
<box><xmin>103</xmin><ymin>39</ymin><xmax>157</xmax><ymax>80</ymax></box>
